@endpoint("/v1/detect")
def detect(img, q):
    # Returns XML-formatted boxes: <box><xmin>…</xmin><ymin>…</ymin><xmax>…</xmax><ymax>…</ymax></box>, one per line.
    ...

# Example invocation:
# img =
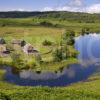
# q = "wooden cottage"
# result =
<box><xmin>0</xmin><ymin>45</ymin><xmax>10</xmax><ymax>55</ymax></box>
<box><xmin>23</xmin><ymin>43</ymin><xmax>38</xmax><ymax>54</ymax></box>
<box><xmin>11</xmin><ymin>39</ymin><xmax>26</xmax><ymax>47</ymax></box>
<box><xmin>0</xmin><ymin>38</ymin><xmax>6</xmax><ymax>44</ymax></box>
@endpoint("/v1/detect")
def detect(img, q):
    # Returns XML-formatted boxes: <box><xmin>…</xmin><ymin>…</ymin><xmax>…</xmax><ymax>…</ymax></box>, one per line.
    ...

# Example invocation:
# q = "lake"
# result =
<box><xmin>1</xmin><ymin>33</ymin><xmax>100</xmax><ymax>86</ymax></box>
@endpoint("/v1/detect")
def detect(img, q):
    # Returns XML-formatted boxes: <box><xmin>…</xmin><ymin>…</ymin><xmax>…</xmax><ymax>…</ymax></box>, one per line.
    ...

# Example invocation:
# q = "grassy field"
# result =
<box><xmin>0</xmin><ymin>26</ymin><xmax>64</xmax><ymax>45</ymax></box>
<box><xmin>0</xmin><ymin>18</ymin><xmax>100</xmax><ymax>35</ymax></box>
<box><xmin>0</xmin><ymin>70</ymin><xmax>99</xmax><ymax>100</ymax></box>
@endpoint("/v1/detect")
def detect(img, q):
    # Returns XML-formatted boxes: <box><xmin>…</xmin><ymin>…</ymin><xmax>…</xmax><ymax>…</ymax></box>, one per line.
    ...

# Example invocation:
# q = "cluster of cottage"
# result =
<box><xmin>0</xmin><ymin>38</ymin><xmax>38</xmax><ymax>56</ymax></box>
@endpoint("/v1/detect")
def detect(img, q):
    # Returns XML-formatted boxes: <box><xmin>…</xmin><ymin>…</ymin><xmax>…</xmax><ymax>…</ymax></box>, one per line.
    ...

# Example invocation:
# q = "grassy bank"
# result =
<box><xmin>40</xmin><ymin>58</ymin><xmax>78</xmax><ymax>71</ymax></box>
<box><xmin>0</xmin><ymin>72</ymin><xmax>99</xmax><ymax>100</ymax></box>
<box><xmin>0</xmin><ymin>70</ymin><xmax>5</xmax><ymax>80</ymax></box>
<box><xmin>0</xmin><ymin>57</ymin><xmax>78</xmax><ymax>71</ymax></box>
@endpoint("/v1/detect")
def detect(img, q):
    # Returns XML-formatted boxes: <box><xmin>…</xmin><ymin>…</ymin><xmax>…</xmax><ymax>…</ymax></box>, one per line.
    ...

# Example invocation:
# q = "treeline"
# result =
<box><xmin>0</xmin><ymin>11</ymin><xmax>41</xmax><ymax>18</ymax></box>
<box><xmin>0</xmin><ymin>11</ymin><xmax>100</xmax><ymax>22</ymax></box>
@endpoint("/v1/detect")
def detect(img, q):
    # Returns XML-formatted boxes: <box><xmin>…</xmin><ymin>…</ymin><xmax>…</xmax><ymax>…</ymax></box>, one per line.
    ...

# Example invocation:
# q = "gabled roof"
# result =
<box><xmin>12</xmin><ymin>39</ymin><xmax>25</xmax><ymax>44</ymax></box>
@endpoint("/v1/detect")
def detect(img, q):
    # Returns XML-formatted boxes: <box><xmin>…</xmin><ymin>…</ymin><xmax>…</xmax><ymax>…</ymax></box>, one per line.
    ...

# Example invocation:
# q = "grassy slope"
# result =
<box><xmin>0</xmin><ymin>71</ymin><xmax>99</xmax><ymax>100</ymax></box>
<box><xmin>0</xmin><ymin>18</ymin><xmax>100</xmax><ymax>34</ymax></box>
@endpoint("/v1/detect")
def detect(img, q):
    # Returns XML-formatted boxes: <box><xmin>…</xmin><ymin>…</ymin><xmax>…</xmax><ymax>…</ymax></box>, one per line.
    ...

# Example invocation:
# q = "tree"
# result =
<box><xmin>39</xmin><ymin>21</ymin><xmax>53</xmax><ymax>27</ymax></box>
<box><xmin>81</xmin><ymin>28</ymin><xmax>90</xmax><ymax>35</ymax></box>
<box><xmin>42</xmin><ymin>40</ymin><xmax>53</xmax><ymax>46</ymax></box>
<box><xmin>52</xmin><ymin>48</ymin><xmax>64</xmax><ymax>62</ymax></box>
<box><xmin>61</xmin><ymin>31</ymin><xmax>75</xmax><ymax>46</ymax></box>
<box><xmin>59</xmin><ymin>30</ymin><xmax>77</xmax><ymax>60</ymax></box>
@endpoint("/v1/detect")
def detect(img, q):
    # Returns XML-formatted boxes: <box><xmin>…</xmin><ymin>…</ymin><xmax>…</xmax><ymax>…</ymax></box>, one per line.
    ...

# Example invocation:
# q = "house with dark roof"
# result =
<box><xmin>11</xmin><ymin>39</ymin><xmax>26</xmax><ymax>47</ymax></box>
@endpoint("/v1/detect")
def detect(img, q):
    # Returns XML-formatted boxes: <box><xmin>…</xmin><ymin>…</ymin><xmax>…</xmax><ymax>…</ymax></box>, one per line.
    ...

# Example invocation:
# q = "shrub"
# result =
<box><xmin>39</xmin><ymin>21</ymin><xmax>53</xmax><ymax>27</ymax></box>
<box><xmin>61</xmin><ymin>31</ymin><xmax>75</xmax><ymax>45</ymax></box>
<box><xmin>42</xmin><ymin>40</ymin><xmax>53</xmax><ymax>46</ymax></box>
<box><xmin>81</xmin><ymin>28</ymin><xmax>90</xmax><ymax>35</ymax></box>
<box><xmin>10</xmin><ymin>52</ymin><xmax>25</xmax><ymax>69</ymax></box>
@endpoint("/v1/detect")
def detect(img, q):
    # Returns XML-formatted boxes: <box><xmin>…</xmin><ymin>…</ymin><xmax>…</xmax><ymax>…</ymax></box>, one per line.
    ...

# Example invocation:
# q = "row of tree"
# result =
<box><xmin>0</xmin><ymin>11</ymin><xmax>100</xmax><ymax>22</ymax></box>
<box><xmin>53</xmin><ymin>31</ymin><xmax>78</xmax><ymax>62</ymax></box>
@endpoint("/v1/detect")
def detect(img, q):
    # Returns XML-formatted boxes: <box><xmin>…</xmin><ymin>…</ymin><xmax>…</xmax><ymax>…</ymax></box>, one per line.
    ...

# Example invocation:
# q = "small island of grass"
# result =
<box><xmin>0</xmin><ymin>31</ymin><xmax>78</xmax><ymax>71</ymax></box>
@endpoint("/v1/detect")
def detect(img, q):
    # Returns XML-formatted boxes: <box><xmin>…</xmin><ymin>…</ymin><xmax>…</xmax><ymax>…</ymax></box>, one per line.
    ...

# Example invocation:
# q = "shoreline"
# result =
<box><xmin>0</xmin><ymin>58</ymin><xmax>78</xmax><ymax>72</ymax></box>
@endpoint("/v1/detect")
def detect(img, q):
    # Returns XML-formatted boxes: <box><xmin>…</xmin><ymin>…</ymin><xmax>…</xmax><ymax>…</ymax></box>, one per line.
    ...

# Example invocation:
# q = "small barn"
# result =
<box><xmin>11</xmin><ymin>39</ymin><xmax>26</xmax><ymax>47</ymax></box>
<box><xmin>23</xmin><ymin>43</ymin><xmax>38</xmax><ymax>54</ymax></box>
<box><xmin>0</xmin><ymin>45</ymin><xmax>10</xmax><ymax>55</ymax></box>
<box><xmin>0</xmin><ymin>38</ymin><xmax>6</xmax><ymax>44</ymax></box>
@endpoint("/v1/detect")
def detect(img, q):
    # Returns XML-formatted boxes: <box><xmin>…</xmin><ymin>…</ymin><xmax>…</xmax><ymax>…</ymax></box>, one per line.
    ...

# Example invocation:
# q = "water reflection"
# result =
<box><xmin>3</xmin><ymin>63</ymin><xmax>99</xmax><ymax>86</ymax></box>
<box><xmin>75</xmin><ymin>34</ymin><xmax>100</xmax><ymax>64</ymax></box>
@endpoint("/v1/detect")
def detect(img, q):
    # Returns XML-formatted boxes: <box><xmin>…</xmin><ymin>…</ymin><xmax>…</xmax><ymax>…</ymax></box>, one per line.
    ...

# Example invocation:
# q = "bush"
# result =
<box><xmin>42</xmin><ymin>40</ymin><xmax>53</xmax><ymax>46</ymax></box>
<box><xmin>81</xmin><ymin>28</ymin><xmax>90</xmax><ymax>35</ymax></box>
<box><xmin>10</xmin><ymin>52</ymin><xmax>25</xmax><ymax>69</ymax></box>
<box><xmin>39</xmin><ymin>21</ymin><xmax>53</xmax><ymax>27</ymax></box>
<box><xmin>61</xmin><ymin>31</ymin><xmax>75</xmax><ymax>45</ymax></box>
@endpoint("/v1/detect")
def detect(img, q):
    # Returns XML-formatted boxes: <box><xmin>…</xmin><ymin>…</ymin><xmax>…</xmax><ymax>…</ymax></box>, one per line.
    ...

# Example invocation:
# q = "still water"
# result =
<box><xmin>2</xmin><ymin>34</ymin><xmax>100</xmax><ymax>86</ymax></box>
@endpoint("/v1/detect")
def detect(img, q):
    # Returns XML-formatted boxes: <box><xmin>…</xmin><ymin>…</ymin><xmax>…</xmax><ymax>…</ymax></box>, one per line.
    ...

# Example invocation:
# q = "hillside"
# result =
<box><xmin>0</xmin><ymin>11</ymin><xmax>100</xmax><ymax>23</ymax></box>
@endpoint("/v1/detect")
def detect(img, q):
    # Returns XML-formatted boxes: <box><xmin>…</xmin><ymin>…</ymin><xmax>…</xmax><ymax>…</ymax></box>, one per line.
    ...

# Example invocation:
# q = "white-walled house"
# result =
<box><xmin>23</xmin><ymin>43</ymin><xmax>38</xmax><ymax>54</ymax></box>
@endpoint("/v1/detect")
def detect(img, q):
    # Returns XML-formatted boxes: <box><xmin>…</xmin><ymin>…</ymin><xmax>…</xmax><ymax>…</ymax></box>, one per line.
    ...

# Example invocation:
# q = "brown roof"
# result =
<box><xmin>12</xmin><ymin>39</ymin><xmax>25</xmax><ymax>44</ymax></box>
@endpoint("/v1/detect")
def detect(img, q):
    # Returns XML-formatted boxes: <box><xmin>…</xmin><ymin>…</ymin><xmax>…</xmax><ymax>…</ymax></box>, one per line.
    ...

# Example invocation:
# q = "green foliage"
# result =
<box><xmin>61</xmin><ymin>31</ymin><xmax>75</xmax><ymax>45</ymax></box>
<box><xmin>39</xmin><ymin>21</ymin><xmax>54</xmax><ymax>27</ymax></box>
<box><xmin>81</xmin><ymin>27</ymin><xmax>90</xmax><ymax>35</ymax></box>
<box><xmin>0</xmin><ymin>11</ymin><xmax>100</xmax><ymax>23</ymax></box>
<box><xmin>0</xmin><ymin>56</ymin><xmax>3</xmax><ymax>65</ymax></box>
<box><xmin>42</xmin><ymin>40</ymin><xmax>53</xmax><ymax>46</ymax></box>
<box><xmin>10</xmin><ymin>52</ymin><xmax>25</xmax><ymax>69</ymax></box>
<box><xmin>52</xmin><ymin>48</ymin><xmax>64</xmax><ymax>62</ymax></box>
<box><xmin>0</xmin><ymin>70</ymin><xmax>5</xmax><ymax>80</ymax></box>
<box><xmin>62</xmin><ymin>31</ymin><xmax>75</xmax><ymax>45</ymax></box>
<box><xmin>35</xmin><ymin>53</ymin><xmax>42</xmax><ymax>66</ymax></box>
<box><xmin>52</xmin><ymin>30</ymin><xmax>77</xmax><ymax>62</ymax></box>
<box><xmin>65</xmin><ymin>46</ymin><xmax>78</xmax><ymax>58</ymax></box>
